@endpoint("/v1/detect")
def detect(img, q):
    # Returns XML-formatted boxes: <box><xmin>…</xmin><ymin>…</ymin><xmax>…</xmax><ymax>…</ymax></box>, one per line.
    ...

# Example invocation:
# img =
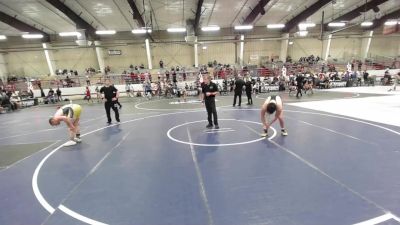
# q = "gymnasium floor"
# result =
<box><xmin>0</xmin><ymin>87</ymin><xmax>400</xmax><ymax>225</ymax></box>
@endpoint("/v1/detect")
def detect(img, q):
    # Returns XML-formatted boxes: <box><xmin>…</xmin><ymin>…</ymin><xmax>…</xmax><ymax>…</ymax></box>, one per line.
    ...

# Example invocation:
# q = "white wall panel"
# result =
<box><xmin>288</xmin><ymin>39</ymin><xmax>324</xmax><ymax>60</ymax></box>
<box><xmin>244</xmin><ymin>40</ymin><xmax>281</xmax><ymax>64</ymax></box>
<box><xmin>369</xmin><ymin>36</ymin><xmax>400</xmax><ymax>58</ymax></box>
<box><xmin>3</xmin><ymin>35</ymin><xmax>399</xmax><ymax>78</ymax></box>
<box><xmin>199</xmin><ymin>43</ymin><xmax>235</xmax><ymax>65</ymax></box>
<box><xmin>104</xmin><ymin>44</ymin><xmax>148</xmax><ymax>72</ymax></box>
<box><xmin>52</xmin><ymin>48</ymin><xmax>98</xmax><ymax>74</ymax></box>
<box><xmin>329</xmin><ymin>38</ymin><xmax>362</xmax><ymax>60</ymax></box>
<box><xmin>152</xmin><ymin>43</ymin><xmax>193</xmax><ymax>68</ymax></box>
<box><xmin>6</xmin><ymin>51</ymin><xmax>48</xmax><ymax>76</ymax></box>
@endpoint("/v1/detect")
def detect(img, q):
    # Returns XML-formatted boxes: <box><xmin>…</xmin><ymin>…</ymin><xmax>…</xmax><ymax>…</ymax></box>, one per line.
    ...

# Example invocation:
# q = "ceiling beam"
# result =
<box><xmin>126</xmin><ymin>0</ymin><xmax>154</xmax><ymax>41</ymax></box>
<box><xmin>45</xmin><ymin>0</ymin><xmax>98</xmax><ymax>40</ymax></box>
<box><xmin>193</xmin><ymin>0</ymin><xmax>204</xmax><ymax>35</ymax></box>
<box><xmin>112</xmin><ymin>0</ymin><xmax>134</xmax><ymax>29</ymax></box>
<box><xmin>148</xmin><ymin>0</ymin><xmax>160</xmax><ymax>30</ymax></box>
<box><xmin>230</xmin><ymin>0</ymin><xmax>250</xmax><ymax>26</ymax></box>
<box><xmin>330</xmin><ymin>0</ymin><xmax>388</xmax><ymax>22</ymax></box>
<box><xmin>127</xmin><ymin>0</ymin><xmax>146</xmax><ymax>27</ymax></box>
<box><xmin>324</xmin><ymin>0</ymin><xmax>389</xmax><ymax>31</ymax></box>
<box><xmin>74</xmin><ymin>0</ymin><xmax>107</xmax><ymax>30</ymax></box>
<box><xmin>368</xmin><ymin>8</ymin><xmax>400</xmax><ymax>30</ymax></box>
<box><xmin>282</xmin><ymin>0</ymin><xmax>332</xmax><ymax>33</ymax></box>
<box><xmin>242</xmin><ymin>0</ymin><xmax>271</xmax><ymax>25</ymax></box>
<box><xmin>0</xmin><ymin>2</ymin><xmax>56</xmax><ymax>33</ymax></box>
<box><xmin>0</xmin><ymin>11</ymin><xmax>50</xmax><ymax>41</ymax></box>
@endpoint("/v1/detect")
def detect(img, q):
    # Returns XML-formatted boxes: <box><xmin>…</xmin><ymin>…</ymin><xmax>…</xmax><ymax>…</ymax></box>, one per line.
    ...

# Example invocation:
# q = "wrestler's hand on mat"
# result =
<box><xmin>261</xmin><ymin>125</ymin><xmax>269</xmax><ymax>137</ymax></box>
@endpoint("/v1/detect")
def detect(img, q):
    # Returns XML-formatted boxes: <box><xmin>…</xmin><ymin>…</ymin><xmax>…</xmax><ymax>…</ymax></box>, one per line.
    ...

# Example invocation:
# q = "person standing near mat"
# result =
<box><xmin>233</xmin><ymin>76</ymin><xmax>245</xmax><ymax>106</ymax></box>
<box><xmin>202</xmin><ymin>75</ymin><xmax>219</xmax><ymax>129</ymax></box>
<box><xmin>49</xmin><ymin>103</ymin><xmax>82</xmax><ymax>146</ymax></box>
<box><xmin>296</xmin><ymin>74</ymin><xmax>304</xmax><ymax>98</ymax></box>
<box><xmin>260</xmin><ymin>95</ymin><xmax>288</xmax><ymax>137</ymax></box>
<box><xmin>245</xmin><ymin>77</ymin><xmax>253</xmax><ymax>105</ymax></box>
<box><xmin>100</xmin><ymin>79</ymin><xmax>120</xmax><ymax>124</ymax></box>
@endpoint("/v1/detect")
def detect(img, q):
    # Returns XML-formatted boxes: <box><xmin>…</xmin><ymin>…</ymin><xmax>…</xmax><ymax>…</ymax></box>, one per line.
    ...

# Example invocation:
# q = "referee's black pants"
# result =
<box><xmin>246</xmin><ymin>91</ymin><xmax>252</xmax><ymax>105</ymax></box>
<box><xmin>105</xmin><ymin>100</ymin><xmax>120</xmax><ymax>123</ymax></box>
<box><xmin>205</xmin><ymin>99</ymin><xmax>218</xmax><ymax>126</ymax></box>
<box><xmin>296</xmin><ymin>85</ymin><xmax>303</xmax><ymax>97</ymax></box>
<box><xmin>233</xmin><ymin>91</ymin><xmax>242</xmax><ymax>106</ymax></box>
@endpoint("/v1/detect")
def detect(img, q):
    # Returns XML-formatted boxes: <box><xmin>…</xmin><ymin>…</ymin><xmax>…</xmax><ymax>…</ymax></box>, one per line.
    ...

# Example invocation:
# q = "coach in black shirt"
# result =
<box><xmin>202</xmin><ymin>75</ymin><xmax>219</xmax><ymax>129</ymax></box>
<box><xmin>100</xmin><ymin>79</ymin><xmax>120</xmax><ymax>124</ymax></box>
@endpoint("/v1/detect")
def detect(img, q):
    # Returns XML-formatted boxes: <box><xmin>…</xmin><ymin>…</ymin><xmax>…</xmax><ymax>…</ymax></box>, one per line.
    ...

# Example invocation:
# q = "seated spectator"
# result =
<box><xmin>46</xmin><ymin>88</ymin><xmax>56</xmax><ymax>103</ymax></box>
<box><xmin>0</xmin><ymin>90</ymin><xmax>10</xmax><ymax>111</ymax></box>
<box><xmin>363</xmin><ymin>71</ymin><xmax>369</xmax><ymax>85</ymax></box>
<box><xmin>2</xmin><ymin>89</ymin><xmax>19</xmax><ymax>111</ymax></box>
<box><xmin>10</xmin><ymin>92</ymin><xmax>21</xmax><ymax>109</ymax></box>
<box><xmin>322</xmin><ymin>76</ymin><xmax>330</xmax><ymax>89</ymax></box>
<box><xmin>29</xmin><ymin>89</ymin><xmax>34</xmax><ymax>98</ymax></box>
<box><xmin>383</xmin><ymin>70</ymin><xmax>392</xmax><ymax>85</ymax></box>
<box><xmin>304</xmin><ymin>78</ymin><xmax>314</xmax><ymax>94</ymax></box>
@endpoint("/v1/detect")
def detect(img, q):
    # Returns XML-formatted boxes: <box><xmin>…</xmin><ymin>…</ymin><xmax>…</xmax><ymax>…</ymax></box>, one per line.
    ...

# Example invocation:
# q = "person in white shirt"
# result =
<box><xmin>260</xmin><ymin>95</ymin><xmax>288</xmax><ymax>137</ymax></box>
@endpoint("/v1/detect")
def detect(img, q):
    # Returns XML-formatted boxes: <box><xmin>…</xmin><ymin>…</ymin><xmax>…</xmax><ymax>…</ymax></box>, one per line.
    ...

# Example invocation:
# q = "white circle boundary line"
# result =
<box><xmin>166</xmin><ymin>119</ymin><xmax>277</xmax><ymax>146</ymax></box>
<box><xmin>135</xmin><ymin>99</ymin><xmax>204</xmax><ymax>111</ymax></box>
<box><xmin>32</xmin><ymin>109</ymin><xmax>204</xmax><ymax>220</ymax></box>
<box><xmin>219</xmin><ymin>108</ymin><xmax>400</xmax><ymax>136</ymax></box>
<box><xmin>32</xmin><ymin>108</ymin><xmax>400</xmax><ymax>225</ymax></box>
<box><xmin>134</xmin><ymin>98</ymin><xmax>232</xmax><ymax>111</ymax></box>
<box><xmin>255</xmin><ymin>92</ymin><xmax>361</xmax><ymax>100</ymax></box>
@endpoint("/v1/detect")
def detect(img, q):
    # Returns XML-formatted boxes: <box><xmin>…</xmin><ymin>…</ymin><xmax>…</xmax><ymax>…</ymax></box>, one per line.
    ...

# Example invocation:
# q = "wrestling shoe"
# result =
<box><xmin>64</xmin><ymin>140</ymin><xmax>77</xmax><ymax>146</ymax></box>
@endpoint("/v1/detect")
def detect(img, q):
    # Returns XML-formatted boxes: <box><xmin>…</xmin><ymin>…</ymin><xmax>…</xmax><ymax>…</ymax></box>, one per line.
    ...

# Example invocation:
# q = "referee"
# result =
<box><xmin>202</xmin><ymin>75</ymin><xmax>219</xmax><ymax>129</ymax></box>
<box><xmin>100</xmin><ymin>79</ymin><xmax>120</xmax><ymax>124</ymax></box>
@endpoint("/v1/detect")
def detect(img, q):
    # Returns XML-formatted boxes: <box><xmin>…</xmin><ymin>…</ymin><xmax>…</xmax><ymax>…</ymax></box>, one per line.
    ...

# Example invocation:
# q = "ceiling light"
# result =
<box><xmin>59</xmin><ymin>32</ymin><xmax>81</xmax><ymax>37</ymax></box>
<box><xmin>202</xmin><ymin>46</ymin><xmax>207</xmax><ymax>50</ymax></box>
<box><xmin>288</xmin><ymin>41</ymin><xmax>293</xmax><ymax>45</ymax></box>
<box><xmin>267</xmin><ymin>24</ymin><xmax>285</xmax><ymax>29</ymax></box>
<box><xmin>298</xmin><ymin>23</ymin><xmax>316</xmax><ymax>29</ymax></box>
<box><xmin>328</xmin><ymin>22</ymin><xmax>346</xmax><ymax>27</ymax></box>
<box><xmin>96</xmin><ymin>30</ymin><xmax>116</xmax><ymax>35</ymax></box>
<box><xmin>361</xmin><ymin>21</ymin><xmax>373</xmax><ymax>26</ymax></box>
<box><xmin>132</xmin><ymin>29</ymin><xmax>152</xmax><ymax>34</ymax></box>
<box><xmin>167</xmin><ymin>27</ymin><xmax>186</xmax><ymax>33</ymax></box>
<box><xmin>22</xmin><ymin>34</ymin><xmax>43</xmax><ymax>39</ymax></box>
<box><xmin>201</xmin><ymin>26</ymin><xmax>220</xmax><ymax>31</ymax></box>
<box><xmin>0</xmin><ymin>35</ymin><xmax>6</xmax><ymax>40</ymax></box>
<box><xmin>384</xmin><ymin>21</ymin><xmax>398</xmax><ymax>26</ymax></box>
<box><xmin>298</xmin><ymin>30</ymin><xmax>308</xmax><ymax>36</ymax></box>
<box><xmin>234</xmin><ymin>25</ymin><xmax>253</xmax><ymax>30</ymax></box>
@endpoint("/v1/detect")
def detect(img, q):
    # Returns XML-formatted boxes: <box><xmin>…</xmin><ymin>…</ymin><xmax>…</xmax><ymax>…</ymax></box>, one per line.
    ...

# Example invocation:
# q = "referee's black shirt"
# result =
<box><xmin>202</xmin><ymin>82</ymin><xmax>218</xmax><ymax>101</ymax></box>
<box><xmin>100</xmin><ymin>85</ymin><xmax>118</xmax><ymax>101</ymax></box>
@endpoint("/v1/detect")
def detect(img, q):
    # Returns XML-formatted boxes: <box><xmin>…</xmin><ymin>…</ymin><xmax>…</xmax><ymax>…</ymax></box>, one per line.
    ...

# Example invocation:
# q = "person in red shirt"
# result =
<box><xmin>84</xmin><ymin>86</ymin><xmax>93</xmax><ymax>103</ymax></box>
